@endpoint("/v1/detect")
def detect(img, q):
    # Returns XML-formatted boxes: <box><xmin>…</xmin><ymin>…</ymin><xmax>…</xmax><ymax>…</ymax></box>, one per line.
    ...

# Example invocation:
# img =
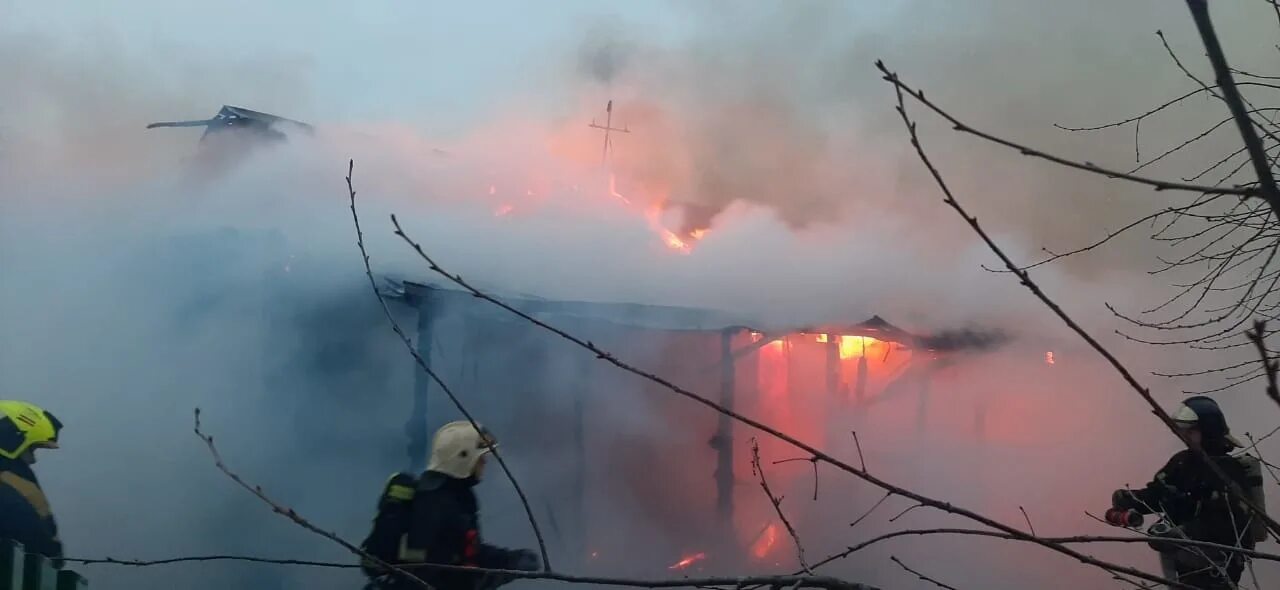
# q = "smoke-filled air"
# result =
<box><xmin>2</xmin><ymin>1</ymin><xmax>1278</xmax><ymax>589</ymax></box>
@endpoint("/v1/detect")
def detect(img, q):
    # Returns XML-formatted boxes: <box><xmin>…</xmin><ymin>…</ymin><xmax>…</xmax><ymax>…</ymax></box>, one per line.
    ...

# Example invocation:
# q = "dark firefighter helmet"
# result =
<box><xmin>1172</xmin><ymin>396</ymin><xmax>1242</xmax><ymax>448</ymax></box>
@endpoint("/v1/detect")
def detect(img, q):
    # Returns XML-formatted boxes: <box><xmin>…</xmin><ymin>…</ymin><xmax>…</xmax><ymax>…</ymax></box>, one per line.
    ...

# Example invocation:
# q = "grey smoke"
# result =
<box><xmin>2</xmin><ymin>2</ymin><xmax>1280</xmax><ymax>589</ymax></box>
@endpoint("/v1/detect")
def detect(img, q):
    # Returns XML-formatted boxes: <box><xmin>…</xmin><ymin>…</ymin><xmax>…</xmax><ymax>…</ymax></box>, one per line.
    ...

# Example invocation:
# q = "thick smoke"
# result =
<box><xmin>2</xmin><ymin>2</ymin><xmax>1279</xmax><ymax>589</ymax></box>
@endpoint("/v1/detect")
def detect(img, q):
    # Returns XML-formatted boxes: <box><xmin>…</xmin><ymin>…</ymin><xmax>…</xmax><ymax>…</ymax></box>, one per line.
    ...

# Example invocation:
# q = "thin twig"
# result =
<box><xmin>851</xmin><ymin>431</ymin><xmax>866</xmax><ymax>472</ymax></box>
<box><xmin>192</xmin><ymin>409</ymin><xmax>433</xmax><ymax>589</ymax></box>
<box><xmin>849</xmin><ymin>491</ymin><xmax>893</xmax><ymax>529</ymax></box>
<box><xmin>773</xmin><ymin>456</ymin><xmax>822</xmax><ymax>501</ymax></box>
<box><xmin>890</xmin><ymin>556</ymin><xmax>960</xmax><ymax>590</ymax></box>
<box><xmin>888</xmin><ymin>503</ymin><xmax>926</xmax><ymax>523</ymax></box>
<box><xmin>752</xmin><ymin>439</ymin><xmax>813</xmax><ymax>574</ymax></box>
<box><xmin>1019</xmin><ymin>506</ymin><xmax>1037</xmax><ymax>537</ymax></box>
<box><xmin>346</xmin><ymin>160</ymin><xmax>551</xmax><ymax>571</ymax></box>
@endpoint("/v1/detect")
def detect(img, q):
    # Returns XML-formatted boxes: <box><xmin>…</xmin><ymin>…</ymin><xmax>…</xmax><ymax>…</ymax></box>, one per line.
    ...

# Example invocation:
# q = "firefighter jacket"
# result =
<box><xmin>395</xmin><ymin>471</ymin><xmax>535</xmax><ymax>590</ymax></box>
<box><xmin>1114</xmin><ymin>449</ymin><xmax>1260</xmax><ymax>549</ymax></box>
<box><xmin>0</xmin><ymin>459</ymin><xmax>62</xmax><ymax>565</ymax></box>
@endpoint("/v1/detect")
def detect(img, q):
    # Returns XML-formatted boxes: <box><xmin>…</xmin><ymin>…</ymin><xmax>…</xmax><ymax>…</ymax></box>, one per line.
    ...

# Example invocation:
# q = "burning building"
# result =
<box><xmin>377</xmin><ymin>279</ymin><xmax>1008</xmax><ymax>575</ymax></box>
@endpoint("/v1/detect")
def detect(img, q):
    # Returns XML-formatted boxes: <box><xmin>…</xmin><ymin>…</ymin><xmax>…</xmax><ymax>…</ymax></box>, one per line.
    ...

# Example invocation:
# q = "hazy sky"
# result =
<box><xmin>0</xmin><ymin>1</ymin><xmax>905</xmax><ymax>133</ymax></box>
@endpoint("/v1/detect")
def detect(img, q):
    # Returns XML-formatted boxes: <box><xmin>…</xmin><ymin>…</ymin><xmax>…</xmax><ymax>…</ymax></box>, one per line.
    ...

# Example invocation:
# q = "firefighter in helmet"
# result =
<box><xmin>1107</xmin><ymin>396</ymin><xmax>1267</xmax><ymax>589</ymax></box>
<box><xmin>0</xmin><ymin>401</ymin><xmax>64</xmax><ymax>565</ymax></box>
<box><xmin>361</xmin><ymin>421</ymin><xmax>539</xmax><ymax>590</ymax></box>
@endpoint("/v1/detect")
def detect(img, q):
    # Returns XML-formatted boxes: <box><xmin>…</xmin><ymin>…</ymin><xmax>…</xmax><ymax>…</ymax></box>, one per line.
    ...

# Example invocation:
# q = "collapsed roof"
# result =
<box><xmin>146</xmin><ymin>105</ymin><xmax>314</xmax><ymax>142</ymax></box>
<box><xmin>385</xmin><ymin>280</ymin><xmax>1006</xmax><ymax>353</ymax></box>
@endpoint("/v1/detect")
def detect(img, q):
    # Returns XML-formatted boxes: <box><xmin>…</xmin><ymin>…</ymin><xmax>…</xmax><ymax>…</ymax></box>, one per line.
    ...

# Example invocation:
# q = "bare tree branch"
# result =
<box><xmin>883</xmin><ymin>73</ymin><xmax>1257</xmax><ymax>197</ymax></box>
<box><xmin>1185</xmin><ymin>0</ymin><xmax>1280</xmax><ymax>217</ymax></box>
<box><xmin>346</xmin><ymin>160</ymin><xmax>551</xmax><ymax>571</ymax></box>
<box><xmin>878</xmin><ymin>59</ymin><xmax>1280</xmax><ymax>546</ymax></box>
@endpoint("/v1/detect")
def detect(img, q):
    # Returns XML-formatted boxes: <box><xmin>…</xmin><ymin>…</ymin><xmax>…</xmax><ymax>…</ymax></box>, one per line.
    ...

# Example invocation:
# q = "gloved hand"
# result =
<box><xmin>509</xmin><ymin>549</ymin><xmax>540</xmax><ymax>572</ymax></box>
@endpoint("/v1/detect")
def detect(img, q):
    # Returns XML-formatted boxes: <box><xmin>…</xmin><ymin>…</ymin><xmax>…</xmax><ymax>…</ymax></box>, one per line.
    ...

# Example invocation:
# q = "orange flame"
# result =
<box><xmin>668</xmin><ymin>552</ymin><xmax>707</xmax><ymax>570</ymax></box>
<box><xmin>610</xmin><ymin>173</ymin><xmax>706</xmax><ymax>254</ymax></box>
<box><xmin>1045</xmin><ymin>351</ymin><xmax>1055</xmax><ymax>365</ymax></box>
<box><xmin>751</xmin><ymin>524</ymin><xmax>780</xmax><ymax>559</ymax></box>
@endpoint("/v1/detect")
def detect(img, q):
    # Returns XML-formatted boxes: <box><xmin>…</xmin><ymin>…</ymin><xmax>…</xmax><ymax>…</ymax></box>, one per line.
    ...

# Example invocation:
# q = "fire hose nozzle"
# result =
<box><xmin>1104</xmin><ymin>508</ymin><xmax>1144</xmax><ymax>528</ymax></box>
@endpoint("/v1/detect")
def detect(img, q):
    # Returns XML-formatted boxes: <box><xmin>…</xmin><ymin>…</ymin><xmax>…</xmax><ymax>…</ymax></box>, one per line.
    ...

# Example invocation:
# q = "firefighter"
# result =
<box><xmin>362</xmin><ymin>421</ymin><xmax>539</xmax><ymax>590</ymax></box>
<box><xmin>1107</xmin><ymin>395</ymin><xmax>1267</xmax><ymax>589</ymax></box>
<box><xmin>0</xmin><ymin>401</ymin><xmax>64</xmax><ymax>566</ymax></box>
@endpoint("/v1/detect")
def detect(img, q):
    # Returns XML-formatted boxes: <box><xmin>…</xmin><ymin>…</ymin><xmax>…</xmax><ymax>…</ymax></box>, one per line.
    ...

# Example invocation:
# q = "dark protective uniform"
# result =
<box><xmin>1113</xmin><ymin>449</ymin><xmax>1259</xmax><ymax>589</ymax></box>
<box><xmin>0</xmin><ymin>458</ymin><xmax>62</xmax><ymax>566</ymax></box>
<box><xmin>369</xmin><ymin>471</ymin><xmax>536</xmax><ymax>590</ymax></box>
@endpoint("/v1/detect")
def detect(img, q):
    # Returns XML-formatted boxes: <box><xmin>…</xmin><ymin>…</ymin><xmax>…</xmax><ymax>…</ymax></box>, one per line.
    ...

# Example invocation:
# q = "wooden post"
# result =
<box><xmin>407</xmin><ymin>289</ymin><xmax>436</xmax><ymax>473</ymax></box>
<box><xmin>714</xmin><ymin>328</ymin><xmax>737</xmax><ymax>526</ymax></box>
<box><xmin>0</xmin><ymin>541</ymin><xmax>22</xmax><ymax>590</ymax></box>
<box><xmin>572</xmin><ymin>377</ymin><xmax>587</xmax><ymax>561</ymax></box>
<box><xmin>824</xmin><ymin>341</ymin><xmax>840</xmax><ymax>401</ymax></box>
<box><xmin>853</xmin><ymin>355</ymin><xmax>869</xmax><ymax>404</ymax></box>
<box><xmin>915</xmin><ymin>369</ymin><xmax>931</xmax><ymax>434</ymax></box>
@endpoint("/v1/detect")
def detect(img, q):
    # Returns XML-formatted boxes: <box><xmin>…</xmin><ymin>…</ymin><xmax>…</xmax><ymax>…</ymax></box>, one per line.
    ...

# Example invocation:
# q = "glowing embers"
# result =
<box><xmin>668</xmin><ymin>552</ymin><xmax>707</xmax><ymax>570</ymax></box>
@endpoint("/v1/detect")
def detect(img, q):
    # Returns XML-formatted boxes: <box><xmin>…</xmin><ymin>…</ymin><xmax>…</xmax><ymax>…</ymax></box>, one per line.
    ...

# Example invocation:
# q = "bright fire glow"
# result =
<box><xmin>668</xmin><ymin>553</ymin><xmax>707</xmax><ymax>570</ymax></box>
<box><xmin>812</xmin><ymin>334</ymin><xmax>882</xmax><ymax>359</ymax></box>
<box><xmin>838</xmin><ymin>336</ymin><xmax>878</xmax><ymax>360</ymax></box>
<box><xmin>1045</xmin><ymin>351</ymin><xmax>1055</xmax><ymax>365</ymax></box>
<box><xmin>751</xmin><ymin>524</ymin><xmax>780</xmax><ymax>559</ymax></box>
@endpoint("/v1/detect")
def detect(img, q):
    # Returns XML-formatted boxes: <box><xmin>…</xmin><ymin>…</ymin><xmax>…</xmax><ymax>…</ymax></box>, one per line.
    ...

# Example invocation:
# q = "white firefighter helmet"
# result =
<box><xmin>427</xmin><ymin>420</ymin><xmax>497</xmax><ymax>479</ymax></box>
